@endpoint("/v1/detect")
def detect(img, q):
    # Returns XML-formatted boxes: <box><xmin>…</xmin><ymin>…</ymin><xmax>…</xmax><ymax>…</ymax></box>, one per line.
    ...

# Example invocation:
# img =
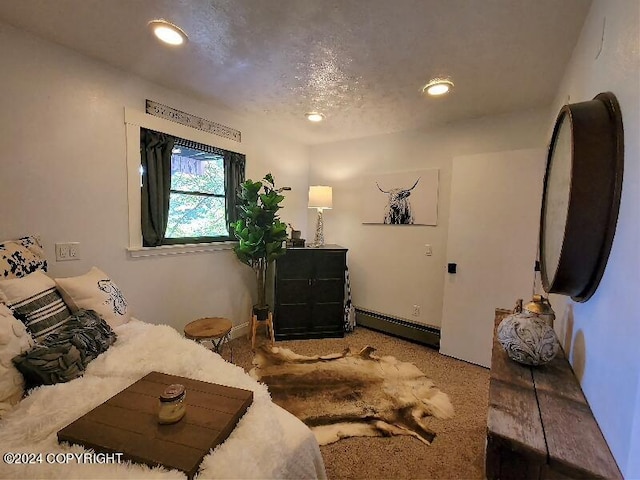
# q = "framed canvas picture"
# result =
<box><xmin>362</xmin><ymin>169</ymin><xmax>439</xmax><ymax>225</ymax></box>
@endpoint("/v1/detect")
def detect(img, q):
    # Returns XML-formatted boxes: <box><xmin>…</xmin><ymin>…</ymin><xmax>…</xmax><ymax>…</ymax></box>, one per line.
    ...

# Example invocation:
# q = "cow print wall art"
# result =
<box><xmin>362</xmin><ymin>169</ymin><xmax>439</xmax><ymax>225</ymax></box>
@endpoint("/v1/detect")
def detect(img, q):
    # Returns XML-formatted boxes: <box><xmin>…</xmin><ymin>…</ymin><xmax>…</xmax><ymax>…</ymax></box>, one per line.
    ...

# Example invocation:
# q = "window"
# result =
<box><xmin>166</xmin><ymin>142</ymin><xmax>227</xmax><ymax>241</ymax></box>
<box><xmin>140</xmin><ymin>128</ymin><xmax>245</xmax><ymax>247</ymax></box>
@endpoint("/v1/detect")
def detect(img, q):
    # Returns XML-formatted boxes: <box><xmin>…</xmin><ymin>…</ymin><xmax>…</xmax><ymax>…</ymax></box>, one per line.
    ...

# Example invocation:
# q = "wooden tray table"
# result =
<box><xmin>58</xmin><ymin>371</ymin><xmax>253</xmax><ymax>479</ymax></box>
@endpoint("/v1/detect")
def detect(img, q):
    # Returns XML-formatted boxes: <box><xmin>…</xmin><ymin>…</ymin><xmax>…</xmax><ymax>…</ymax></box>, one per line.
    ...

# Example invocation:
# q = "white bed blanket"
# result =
<box><xmin>0</xmin><ymin>320</ymin><xmax>327</xmax><ymax>479</ymax></box>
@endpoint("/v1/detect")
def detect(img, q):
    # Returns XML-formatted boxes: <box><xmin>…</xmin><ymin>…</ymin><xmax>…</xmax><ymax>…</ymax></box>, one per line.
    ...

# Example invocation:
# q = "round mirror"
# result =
<box><xmin>539</xmin><ymin>92</ymin><xmax>624</xmax><ymax>302</ymax></box>
<box><xmin>542</xmin><ymin>112</ymin><xmax>572</xmax><ymax>285</ymax></box>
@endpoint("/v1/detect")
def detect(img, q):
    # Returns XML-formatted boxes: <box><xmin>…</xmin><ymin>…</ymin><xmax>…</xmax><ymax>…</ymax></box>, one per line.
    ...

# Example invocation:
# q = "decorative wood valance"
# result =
<box><xmin>146</xmin><ymin>100</ymin><xmax>241</xmax><ymax>143</ymax></box>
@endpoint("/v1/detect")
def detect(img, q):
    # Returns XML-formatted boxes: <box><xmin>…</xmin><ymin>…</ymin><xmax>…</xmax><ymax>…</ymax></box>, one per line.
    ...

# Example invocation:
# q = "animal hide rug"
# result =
<box><xmin>250</xmin><ymin>345</ymin><xmax>454</xmax><ymax>445</ymax></box>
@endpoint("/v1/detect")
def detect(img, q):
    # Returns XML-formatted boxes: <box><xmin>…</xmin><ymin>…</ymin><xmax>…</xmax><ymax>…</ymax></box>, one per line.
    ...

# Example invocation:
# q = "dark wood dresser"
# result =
<box><xmin>273</xmin><ymin>245</ymin><xmax>347</xmax><ymax>340</ymax></box>
<box><xmin>486</xmin><ymin>309</ymin><xmax>621</xmax><ymax>479</ymax></box>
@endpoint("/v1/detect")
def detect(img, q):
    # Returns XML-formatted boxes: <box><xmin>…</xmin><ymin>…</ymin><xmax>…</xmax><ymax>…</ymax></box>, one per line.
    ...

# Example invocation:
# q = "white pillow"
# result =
<box><xmin>0</xmin><ymin>303</ymin><xmax>34</xmax><ymax>417</ymax></box>
<box><xmin>55</xmin><ymin>267</ymin><xmax>131</xmax><ymax>329</ymax></box>
<box><xmin>0</xmin><ymin>270</ymin><xmax>72</xmax><ymax>342</ymax></box>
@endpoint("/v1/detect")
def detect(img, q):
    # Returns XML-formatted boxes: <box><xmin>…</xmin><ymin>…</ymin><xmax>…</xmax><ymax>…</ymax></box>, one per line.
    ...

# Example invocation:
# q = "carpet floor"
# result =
<box><xmin>227</xmin><ymin>326</ymin><xmax>489</xmax><ymax>480</ymax></box>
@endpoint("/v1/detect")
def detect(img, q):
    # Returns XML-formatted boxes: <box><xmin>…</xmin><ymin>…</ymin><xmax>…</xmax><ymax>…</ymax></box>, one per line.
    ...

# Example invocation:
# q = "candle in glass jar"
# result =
<box><xmin>158</xmin><ymin>384</ymin><xmax>186</xmax><ymax>424</ymax></box>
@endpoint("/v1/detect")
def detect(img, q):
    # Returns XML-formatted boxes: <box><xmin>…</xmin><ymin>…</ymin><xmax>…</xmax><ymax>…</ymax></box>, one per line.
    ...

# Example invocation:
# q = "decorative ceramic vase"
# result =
<box><xmin>523</xmin><ymin>294</ymin><xmax>556</xmax><ymax>327</ymax></box>
<box><xmin>497</xmin><ymin>299</ymin><xmax>560</xmax><ymax>366</ymax></box>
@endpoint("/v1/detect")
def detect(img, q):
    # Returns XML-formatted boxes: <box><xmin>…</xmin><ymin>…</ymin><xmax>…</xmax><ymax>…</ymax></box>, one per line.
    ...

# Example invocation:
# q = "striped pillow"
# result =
<box><xmin>0</xmin><ymin>271</ymin><xmax>72</xmax><ymax>342</ymax></box>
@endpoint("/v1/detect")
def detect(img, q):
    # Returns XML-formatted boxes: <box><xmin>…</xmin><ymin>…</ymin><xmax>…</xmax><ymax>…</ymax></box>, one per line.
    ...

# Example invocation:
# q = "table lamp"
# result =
<box><xmin>308</xmin><ymin>185</ymin><xmax>332</xmax><ymax>247</ymax></box>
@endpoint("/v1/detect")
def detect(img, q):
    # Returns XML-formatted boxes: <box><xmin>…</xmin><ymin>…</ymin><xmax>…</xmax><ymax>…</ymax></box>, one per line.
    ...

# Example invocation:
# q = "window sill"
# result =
<box><xmin>127</xmin><ymin>241</ymin><xmax>236</xmax><ymax>258</ymax></box>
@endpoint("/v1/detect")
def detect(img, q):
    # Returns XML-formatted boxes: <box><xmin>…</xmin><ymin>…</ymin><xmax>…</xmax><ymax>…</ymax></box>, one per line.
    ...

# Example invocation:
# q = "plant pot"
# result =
<box><xmin>253</xmin><ymin>305</ymin><xmax>270</xmax><ymax>321</ymax></box>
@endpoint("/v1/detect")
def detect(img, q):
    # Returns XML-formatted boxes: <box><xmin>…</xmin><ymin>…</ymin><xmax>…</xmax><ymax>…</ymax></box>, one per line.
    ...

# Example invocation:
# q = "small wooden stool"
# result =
<box><xmin>184</xmin><ymin>317</ymin><xmax>233</xmax><ymax>361</ymax></box>
<box><xmin>248</xmin><ymin>312</ymin><xmax>275</xmax><ymax>349</ymax></box>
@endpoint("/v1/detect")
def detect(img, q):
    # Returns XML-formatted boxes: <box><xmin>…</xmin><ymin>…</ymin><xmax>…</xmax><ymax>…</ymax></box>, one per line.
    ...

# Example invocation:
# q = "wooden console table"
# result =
<box><xmin>486</xmin><ymin>309</ymin><xmax>621</xmax><ymax>479</ymax></box>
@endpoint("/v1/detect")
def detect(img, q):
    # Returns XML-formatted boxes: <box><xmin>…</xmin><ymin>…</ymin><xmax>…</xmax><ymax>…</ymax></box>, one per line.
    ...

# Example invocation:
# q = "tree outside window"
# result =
<box><xmin>166</xmin><ymin>144</ymin><xmax>228</xmax><ymax>239</ymax></box>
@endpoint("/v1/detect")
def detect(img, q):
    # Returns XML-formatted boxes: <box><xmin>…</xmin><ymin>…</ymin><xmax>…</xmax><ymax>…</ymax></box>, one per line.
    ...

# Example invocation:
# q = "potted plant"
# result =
<box><xmin>231</xmin><ymin>173</ymin><xmax>288</xmax><ymax>320</ymax></box>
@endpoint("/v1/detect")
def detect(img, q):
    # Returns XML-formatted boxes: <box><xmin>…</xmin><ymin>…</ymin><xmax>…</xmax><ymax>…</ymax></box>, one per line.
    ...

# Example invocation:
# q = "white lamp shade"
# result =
<box><xmin>308</xmin><ymin>186</ymin><xmax>333</xmax><ymax>209</ymax></box>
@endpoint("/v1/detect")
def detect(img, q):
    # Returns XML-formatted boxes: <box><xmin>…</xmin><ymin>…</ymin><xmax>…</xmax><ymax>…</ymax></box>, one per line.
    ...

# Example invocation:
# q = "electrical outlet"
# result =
<box><xmin>55</xmin><ymin>243</ymin><xmax>68</xmax><ymax>260</ymax></box>
<box><xmin>55</xmin><ymin>242</ymin><xmax>80</xmax><ymax>261</ymax></box>
<box><xmin>68</xmin><ymin>242</ymin><xmax>80</xmax><ymax>259</ymax></box>
<box><xmin>412</xmin><ymin>305</ymin><xmax>420</xmax><ymax>316</ymax></box>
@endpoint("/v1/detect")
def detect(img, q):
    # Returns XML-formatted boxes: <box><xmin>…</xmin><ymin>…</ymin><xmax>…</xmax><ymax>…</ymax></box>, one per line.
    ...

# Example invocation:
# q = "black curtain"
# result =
<box><xmin>224</xmin><ymin>151</ymin><xmax>246</xmax><ymax>230</ymax></box>
<box><xmin>140</xmin><ymin>128</ymin><xmax>175</xmax><ymax>247</ymax></box>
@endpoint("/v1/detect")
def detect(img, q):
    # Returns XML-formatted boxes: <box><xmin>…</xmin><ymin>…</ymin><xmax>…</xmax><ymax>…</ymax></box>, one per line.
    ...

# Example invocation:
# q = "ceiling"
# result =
<box><xmin>0</xmin><ymin>0</ymin><xmax>591</xmax><ymax>145</ymax></box>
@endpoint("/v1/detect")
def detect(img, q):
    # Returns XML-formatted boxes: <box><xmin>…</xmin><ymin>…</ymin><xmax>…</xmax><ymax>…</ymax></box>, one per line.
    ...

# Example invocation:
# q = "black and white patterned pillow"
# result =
<box><xmin>0</xmin><ymin>236</ymin><xmax>47</xmax><ymax>279</ymax></box>
<box><xmin>12</xmin><ymin>309</ymin><xmax>117</xmax><ymax>388</ymax></box>
<box><xmin>55</xmin><ymin>267</ymin><xmax>130</xmax><ymax>329</ymax></box>
<box><xmin>0</xmin><ymin>271</ymin><xmax>72</xmax><ymax>342</ymax></box>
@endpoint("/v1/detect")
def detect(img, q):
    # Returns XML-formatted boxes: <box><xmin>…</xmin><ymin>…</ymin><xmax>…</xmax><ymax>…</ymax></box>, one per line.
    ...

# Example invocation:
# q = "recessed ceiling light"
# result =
<box><xmin>423</xmin><ymin>79</ymin><xmax>454</xmax><ymax>96</ymax></box>
<box><xmin>306</xmin><ymin>112</ymin><xmax>325</xmax><ymax>122</ymax></box>
<box><xmin>149</xmin><ymin>19</ymin><xmax>188</xmax><ymax>46</ymax></box>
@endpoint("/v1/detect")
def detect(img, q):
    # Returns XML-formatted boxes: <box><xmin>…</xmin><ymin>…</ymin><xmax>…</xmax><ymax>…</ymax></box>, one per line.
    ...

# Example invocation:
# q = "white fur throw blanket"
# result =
<box><xmin>0</xmin><ymin>320</ymin><xmax>327</xmax><ymax>479</ymax></box>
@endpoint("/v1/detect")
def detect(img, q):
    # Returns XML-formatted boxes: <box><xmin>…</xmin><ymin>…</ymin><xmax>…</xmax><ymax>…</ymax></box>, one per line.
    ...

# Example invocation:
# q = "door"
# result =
<box><xmin>274</xmin><ymin>250</ymin><xmax>313</xmax><ymax>335</ymax></box>
<box><xmin>311</xmin><ymin>250</ymin><xmax>346</xmax><ymax>333</ymax></box>
<box><xmin>440</xmin><ymin>149</ymin><xmax>545</xmax><ymax>367</ymax></box>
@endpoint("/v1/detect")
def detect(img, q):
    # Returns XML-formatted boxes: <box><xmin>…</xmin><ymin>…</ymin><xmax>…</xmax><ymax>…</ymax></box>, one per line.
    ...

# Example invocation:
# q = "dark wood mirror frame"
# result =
<box><xmin>539</xmin><ymin>92</ymin><xmax>624</xmax><ymax>302</ymax></box>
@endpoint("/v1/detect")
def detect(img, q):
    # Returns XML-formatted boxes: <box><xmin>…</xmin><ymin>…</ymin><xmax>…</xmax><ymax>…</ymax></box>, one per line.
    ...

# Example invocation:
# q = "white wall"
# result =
<box><xmin>308</xmin><ymin>108</ymin><xmax>549</xmax><ymax>327</ymax></box>
<box><xmin>0</xmin><ymin>22</ymin><xmax>311</xmax><ymax>333</ymax></box>
<box><xmin>549</xmin><ymin>1</ymin><xmax>640</xmax><ymax>476</ymax></box>
<box><xmin>631</xmin><ymin>381</ymin><xmax>640</xmax><ymax>477</ymax></box>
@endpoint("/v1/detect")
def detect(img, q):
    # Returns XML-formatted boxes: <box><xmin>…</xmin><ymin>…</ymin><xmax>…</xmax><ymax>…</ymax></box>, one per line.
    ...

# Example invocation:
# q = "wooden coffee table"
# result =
<box><xmin>57</xmin><ymin>371</ymin><xmax>253</xmax><ymax>479</ymax></box>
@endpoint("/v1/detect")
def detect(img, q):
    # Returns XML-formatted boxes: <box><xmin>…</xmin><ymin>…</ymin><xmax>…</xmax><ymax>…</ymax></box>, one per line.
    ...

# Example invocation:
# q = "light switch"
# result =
<box><xmin>425</xmin><ymin>244</ymin><xmax>432</xmax><ymax>256</ymax></box>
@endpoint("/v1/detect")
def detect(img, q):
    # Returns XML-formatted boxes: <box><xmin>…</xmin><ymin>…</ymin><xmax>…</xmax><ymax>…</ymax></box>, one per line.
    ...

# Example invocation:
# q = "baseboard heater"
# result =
<box><xmin>355</xmin><ymin>308</ymin><xmax>440</xmax><ymax>349</ymax></box>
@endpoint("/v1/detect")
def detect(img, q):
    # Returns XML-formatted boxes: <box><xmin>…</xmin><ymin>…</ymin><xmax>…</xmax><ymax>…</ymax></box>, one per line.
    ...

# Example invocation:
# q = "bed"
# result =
<box><xmin>0</xmin><ymin>237</ymin><xmax>327</xmax><ymax>479</ymax></box>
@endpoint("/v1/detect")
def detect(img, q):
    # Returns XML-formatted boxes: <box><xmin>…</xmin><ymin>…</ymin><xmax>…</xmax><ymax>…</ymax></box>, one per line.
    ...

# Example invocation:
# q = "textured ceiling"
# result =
<box><xmin>0</xmin><ymin>0</ymin><xmax>591</xmax><ymax>145</ymax></box>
